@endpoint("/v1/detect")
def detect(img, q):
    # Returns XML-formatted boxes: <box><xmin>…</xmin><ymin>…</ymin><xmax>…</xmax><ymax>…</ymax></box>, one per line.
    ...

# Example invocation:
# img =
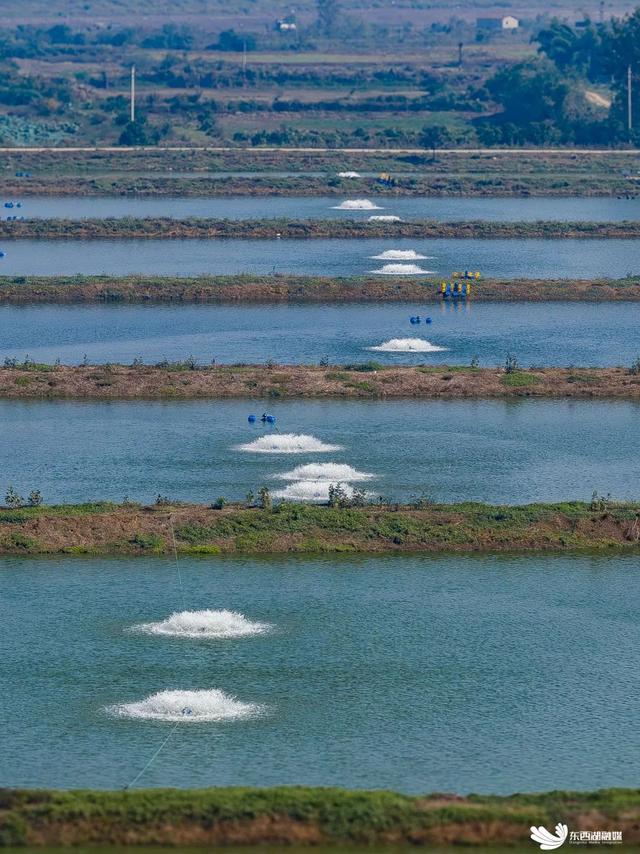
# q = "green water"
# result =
<box><xmin>2</xmin><ymin>552</ymin><xmax>638</xmax><ymax>795</ymax></box>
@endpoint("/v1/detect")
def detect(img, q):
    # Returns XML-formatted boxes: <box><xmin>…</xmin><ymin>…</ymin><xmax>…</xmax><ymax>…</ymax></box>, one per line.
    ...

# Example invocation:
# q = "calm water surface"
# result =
<box><xmin>0</xmin><ymin>237</ymin><xmax>638</xmax><ymax>277</ymax></box>
<box><xmin>0</xmin><ymin>302</ymin><xmax>637</xmax><ymax>367</ymax></box>
<box><xmin>1</xmin><ymin>399</ymin><xmax>638</xmax><ymax>504</ymax></box>
<box><xmin>6</xmin><ymin>195</ymin><xmax>640</xmax><ymax>221</ymax></box>
<box><xmin>2</xmin><ymin>553</ymin><xmax>639</xmax><ymax>793</ymax></box>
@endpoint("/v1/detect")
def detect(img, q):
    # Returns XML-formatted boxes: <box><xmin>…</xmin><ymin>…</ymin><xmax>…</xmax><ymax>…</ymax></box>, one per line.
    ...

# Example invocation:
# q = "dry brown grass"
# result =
<box><xmin>0</xmin><ymin>364</ymin><xmax>638</xmax><ymax>400</ymax></box>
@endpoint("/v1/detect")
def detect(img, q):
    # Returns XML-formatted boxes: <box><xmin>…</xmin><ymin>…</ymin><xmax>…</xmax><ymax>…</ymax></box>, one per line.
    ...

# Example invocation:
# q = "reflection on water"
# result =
<box><xmin>0</xmin><ymin>301</ymin><xmax>637</xmax><ymax>367</ymax></box>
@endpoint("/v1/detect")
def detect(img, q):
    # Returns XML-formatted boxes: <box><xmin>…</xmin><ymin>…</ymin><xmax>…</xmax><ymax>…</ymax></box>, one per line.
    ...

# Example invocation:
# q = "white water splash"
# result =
<box><xmin>236</xmin><ymin>433</ymin><xmax>342</xmax><ymax>454</ymax></box>
<box><xmin>107</xmin><ymin>689</ymin><xmax>263</xmax><ymax>723</ymax></box>
<box><xmin>368</xmin><ymin>215</ymin><xmax>402</xmax><ymax>222</ymax></box>
<box><xmin>332</xmin><ymin>198</ymin><xmax>382</xmax><ymax>210</ymax></box>
<box><xmin>370</xmin><ymin>249</ymin><xmax>431</xmax><ymax>260</ymax></box>
<box><xmin>370</xmin><ymin>263</ymin><xmax>434</xmax><ymax>275</ymax></box>
<box><xmin>131</xmin><ymin>609</ymin><xmax>272</xmax><ymax>639</ymax></box>
<box><xmin>368</xmin><ymin>338</ymin><xmax>448</xmax><ymax>353</ymax></box>
<box><xmin>272</xmin><ymin>480</ymin><xmax>357</xmax><ymax>502</ymax></box>
<box><xmin>275</xmin><ymin>462</ymin><xmax>374</xmax><ymax>482</ymax></box>
<box><xmin>337</xmin><ymin>171</ymin><xmax>361</xmax><ymax>178</ymax></box>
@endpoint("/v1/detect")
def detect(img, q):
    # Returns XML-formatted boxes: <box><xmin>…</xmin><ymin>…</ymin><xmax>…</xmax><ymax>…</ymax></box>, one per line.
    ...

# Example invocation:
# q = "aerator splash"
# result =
<box><xmin>440</xmin><ymin>270</ymin><xmax>480</xmax><ymax>300</ymax></box>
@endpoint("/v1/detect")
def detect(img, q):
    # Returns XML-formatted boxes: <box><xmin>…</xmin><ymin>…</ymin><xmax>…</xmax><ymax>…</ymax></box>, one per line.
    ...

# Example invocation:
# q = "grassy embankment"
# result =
<box><xmin>1</xmin><ymin>274</ymin><xmax>640</xmax><ymax>303</ymax></box>
<box><xmin>0</xmin><ymin>500</ymin><xmax>638</xmax><ymax>556</ymax></box>
<box><xmin>1</xmin><ymin>149</ymin><xmax>640</xmax><ymax>196</ymax></box>
<box><xmin>4</xmin><ymin>218</ymin><xmax>640</xmax><ymax>239</ymax></box>
<box><xmin>2</xmin><ymin>172</ymin><xmax>638</xmax><ymax>198</ymax></box>
<box><xmin>1</xmin><ymin>786</ymin><xmax>640</xmax><ymax>847</ymax></box>
<box><xmin>1</xmin><ymin>363</ymin><xmax>640</xmax><ymax>400</ymax></box>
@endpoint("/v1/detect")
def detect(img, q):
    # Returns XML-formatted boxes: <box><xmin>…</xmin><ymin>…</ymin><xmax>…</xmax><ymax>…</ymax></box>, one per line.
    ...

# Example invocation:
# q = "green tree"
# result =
<box><xmin>214</xmin><ymin>29</ymin><xmax>256</xmax><ymax>51</ymax></box>
<box><xmin>317</xmin><ymin>0</ymin><xmax>340</xmax><ymax>35</ymax></box>
<box><xmin>259</xmin><ymin>486</ymin><xmax>272</xmax><ymax>510</ymax></box>
<box><xmin>118</xmin><ymin>120</ymin><xmax>149</xmax><ymax>146</ymax></box>
<box><xmin>486</xmin><ymin>59</ymin><xmax>569</xmax><ymax>126</ymax></box>
<box><xmin>420</xmin><ymin>125</ymin><xmax>452</xmax><ymax>159</ymax></box>
<box><xmin>5</xmin><ymin>486</ymin><xmax>23</xmax><ymax>509</ymax></box>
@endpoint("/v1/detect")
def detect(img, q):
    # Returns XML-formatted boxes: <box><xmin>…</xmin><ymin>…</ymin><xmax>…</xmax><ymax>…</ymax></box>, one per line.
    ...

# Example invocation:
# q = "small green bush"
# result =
<box><xmin>501</xmin><ymin>372</ymin><xmax>540</xmax><ymax>387</ymax></box>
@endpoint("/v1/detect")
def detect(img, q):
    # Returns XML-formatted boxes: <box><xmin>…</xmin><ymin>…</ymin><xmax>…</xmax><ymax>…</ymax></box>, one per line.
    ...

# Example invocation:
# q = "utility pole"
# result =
<box><xmin>628</xmin><ymin>64</ymin><xmax>632</xmax><ymax>133</ymax></box>
<box><xmin>130</xmin><ymin>64</ymin><xmax>136</xmax><ymax>123</ymax></box>
<box><xmin>242</xmin><ymin>41</ymin><xmax>247</xmax><ymax>88</ymax></box>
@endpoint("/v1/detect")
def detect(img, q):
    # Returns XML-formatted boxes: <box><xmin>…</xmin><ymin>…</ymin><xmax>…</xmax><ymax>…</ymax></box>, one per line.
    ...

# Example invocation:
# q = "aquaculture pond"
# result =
<box><xmin>2</xmin><ymin>552</ymin><xmax>639</xmax><ymax>793</ymax></box>
<box><xmin>1</xmin><ymin>398</ymin><xmax>638</xmax><ymax>505</ymax></box>
<box><xmin>0</xmin><ymin>237</ymin><xmax>639</xmax><ymax>278</ymax></box>
<box><xmin>6</xmin><ymin>195</ymin><xmax>640</xmax><ymax>221</ymax></box>
<box><xmin>0</xmin><ymin>301</ymin><xmax>638</xmax><ymax>367</ymax></box>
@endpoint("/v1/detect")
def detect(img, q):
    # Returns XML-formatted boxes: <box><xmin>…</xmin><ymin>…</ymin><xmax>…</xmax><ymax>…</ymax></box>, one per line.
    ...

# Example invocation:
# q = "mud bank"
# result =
<box><xmin>0</xmin><ymin>364</ymin><xmax>638</xmax><ymax>401</ymax></box>
<box><xmin>1</xmin><ymin>274</ymin><xmax>639</xmax><ymax>304</ymax></box>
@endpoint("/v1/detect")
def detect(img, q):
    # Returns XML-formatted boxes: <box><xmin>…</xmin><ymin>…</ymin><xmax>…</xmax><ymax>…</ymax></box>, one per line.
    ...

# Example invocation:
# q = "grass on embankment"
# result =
<box><xmin>4</xmin><ymin>218</ymin><xmax>640</xmax><ymax>240</ymax></box>
<box><xmin>1</xmin><ymin>274</ymin><xmax>640</xmax><ymax>304</ymax></box>
<box><xmin>1</xmin><ymin>786</ymin><xmax>640</xmax><ymax>847</ymax></box>
<box><xmin>0</xmin><ymin>500</ymin><xmax>638</xmax><ymax>556</ymax></box>
<box><xmin>3</xmin><ymin>147</ymin><xmax>640</xmax><ymax>197</ymax></box>
<box><xmin>1</xmin><ymin>363</ymin><xmax>639</xmax><ymax>400</ymax></box>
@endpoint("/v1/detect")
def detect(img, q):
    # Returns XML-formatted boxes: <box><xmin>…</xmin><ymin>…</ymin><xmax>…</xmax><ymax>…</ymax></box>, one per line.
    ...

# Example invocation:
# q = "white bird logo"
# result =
<box><xmin>530</xmin><ymin>823</ymin><xmax>568</xmax><ymax>850</ymax></box>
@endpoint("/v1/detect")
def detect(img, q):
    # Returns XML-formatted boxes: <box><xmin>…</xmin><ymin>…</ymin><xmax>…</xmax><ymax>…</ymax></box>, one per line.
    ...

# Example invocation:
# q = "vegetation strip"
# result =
<box><xmin>2</xmin><ymin>786</ymin><xmax>640</xmax><ymax>847</ymax></box>
<box><xmin>2</xmin><ymin>151</ymin><xmax>640</xmax><ymax>197</ymax></box>
<box><xmin>3</xmin><ymin>173</ymin><xmax>639</xmax><ymax>197</ymax></box>
<box><xmin>2</xmin><ymin>274</ymin><xmax>640</xmax><ymax>304</ymax></box>
<box><xmin>4</xmin><ymin>218</ymin><xmax>640</xmax><ymax>240</ymax></box>
<box><xmin>0</xmin><ymin>499</ymin><xmax>638</xmax><ymax>556</ymax></box>
<box><xmin>1</xmin><ymin>363</ymin><xmax>640</xmax><ymax>401</ymax></box>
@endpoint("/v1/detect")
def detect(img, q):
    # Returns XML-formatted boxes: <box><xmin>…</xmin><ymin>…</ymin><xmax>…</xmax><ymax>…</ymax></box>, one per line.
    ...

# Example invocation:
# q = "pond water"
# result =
<box><xmin>0</xmin><ymin>301</ymin><xmax>637</xmax><ymax>367</ymax></box>
<box><xmin>2</xmin><ymin>552</ymin><xmax>638</xmax><ymax>794</ymax></box>
<box><xmin>0</xmin><ymin>399</ymin><xmax>637</xmax><ymax>505</ymax></box>
<box><xmin>0</xmin><ymin>237</ymin><xmax>638</xmax><ymax>278</ymax></box>
<box><xmin>5</xmin><ymin>194</ymin><xmax>640</xmax><ymax>221</ymax></box>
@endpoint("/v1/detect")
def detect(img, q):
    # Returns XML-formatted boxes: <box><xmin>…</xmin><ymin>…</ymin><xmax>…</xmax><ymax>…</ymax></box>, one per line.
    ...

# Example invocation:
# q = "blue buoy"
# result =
<box><xmin>16</xmin><ymin>203</ymin><xmax>21</xmax><ymax>208</ymax></box>
<box><xmin>266</xmin><ymin>415</ymin><xmax>276</xmax><ymax>424</ymax></box>
<box><xmin>248</xmin><ymin>414</ymin><xmax>256</xmax><ymax>423</ymax></box>
<box><xmin>0</xmin><ymin>251</ymin><xmax>6</xmax><ymax>258</ymax></box>
<box><xmin>425</xmin><ymin>316</ymin><xmax>432</xmax><ymax>324</ymax></box>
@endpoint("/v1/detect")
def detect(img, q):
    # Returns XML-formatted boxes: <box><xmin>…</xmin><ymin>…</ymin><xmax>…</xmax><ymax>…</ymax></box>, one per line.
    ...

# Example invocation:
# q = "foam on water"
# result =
<box><xmin>272</xmin><ymin>480</ymin><xmax>357</xmax><ymax>502</ymax></box>
<box><xmin>132</xmin><ymin>609</ymin><xmax>271</xmax><ymax>639</ymax></box>
<box><xmin>275</xmin><ymin>462</ymin><xmax>375</xmax><ymax>482</ymax></box>
<box><xmin>369</xmin><ymin>215</ymin><xmax>402</xmax><ymax>221</ymax></box>
<box><xmin>332</xmin><ymin>198</ymin><xmax>382</xmax><ymax>210</ymax></box>
<box><xmin>107</xmin><ymin>689</ymin><xmax>263</xmax><ymax>723</ymax></box>
<box><xmin>370</xmin><ymin>249</ymin><xmax>431</xmax><ymax>260</ymax></box>
<box><xmin>368</xmin><ymin>338</ymin><xmax>448</xmax><ymax>353</ymax></box>
<box><xmin>236</xmin><ymin>433</ymin><xmax>342</xmax><ymax>454</ymax></box>
<box><xmin>337</xmin><ymin>171</ymin><xmax>361</xmax><ymax>177</ymax></box>
<box><xmin>370</xmin><ymin>263</ymin><xmax>435</xmax><ymax>275</ymax></box>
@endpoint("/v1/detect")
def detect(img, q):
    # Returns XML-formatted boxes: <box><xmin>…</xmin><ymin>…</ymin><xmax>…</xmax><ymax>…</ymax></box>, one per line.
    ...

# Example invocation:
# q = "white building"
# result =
<box><xmin>477</xmin><ymin>15</ymin><xmax>520</xmax><ymax>30</ymax></box>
